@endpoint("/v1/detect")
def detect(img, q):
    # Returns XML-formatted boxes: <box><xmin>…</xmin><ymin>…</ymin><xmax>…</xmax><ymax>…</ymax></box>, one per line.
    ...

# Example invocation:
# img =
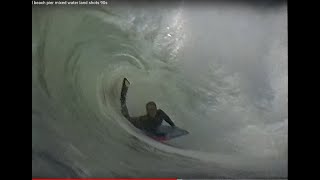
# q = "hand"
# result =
<box><xmin>124</xmin><ymin>78</ymin><xmax>130</xmax><ymax>87</ymax></box>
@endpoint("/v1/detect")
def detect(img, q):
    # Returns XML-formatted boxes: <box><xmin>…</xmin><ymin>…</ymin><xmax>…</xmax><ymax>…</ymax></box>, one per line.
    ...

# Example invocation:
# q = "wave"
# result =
<box><xmin>32</xmin><ymin>3</ymin><xmax>287</xmax><ymax>178</ymax></box>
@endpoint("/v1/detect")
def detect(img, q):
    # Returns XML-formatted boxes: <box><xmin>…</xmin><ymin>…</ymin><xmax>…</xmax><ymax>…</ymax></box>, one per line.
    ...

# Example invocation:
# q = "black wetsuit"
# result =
<box><xmin>120</xmin><ymin>79</ymin><xmax>175</xmax><ymax>135</ymax></box>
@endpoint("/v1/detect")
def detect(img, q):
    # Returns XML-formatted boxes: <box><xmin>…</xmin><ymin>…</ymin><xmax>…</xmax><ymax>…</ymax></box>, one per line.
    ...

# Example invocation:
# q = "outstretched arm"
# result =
<box><xmin>158</xmin><ymin>109</ymin><xmax>175</xmax><ymax>127</ymax></box>
<box><xmin>120</xmin><ymin>78</ymin><xmax>142</xmax><ymax>128</ymax></box>
<box><xmin>120</xmin><ymin>78</ymin><xmax>131</xmax><ymax>119</ymax></box>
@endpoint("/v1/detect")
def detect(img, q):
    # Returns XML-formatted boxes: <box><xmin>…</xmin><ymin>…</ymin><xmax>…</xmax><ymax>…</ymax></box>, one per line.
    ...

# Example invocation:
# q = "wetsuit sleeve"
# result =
<box><xmin>120</xmin><ymin>78</ymin><xmax>142</xmax><ymax>128</ymax></box>
<box><xmin>120</xmin><ymin>78</ymin><xmax>130</xmax><ymax>119</ymax></box>
<box><xmin>158</xmin><ymin>109</ymin><xmax>175</xmax><ymax>127</ymax></box>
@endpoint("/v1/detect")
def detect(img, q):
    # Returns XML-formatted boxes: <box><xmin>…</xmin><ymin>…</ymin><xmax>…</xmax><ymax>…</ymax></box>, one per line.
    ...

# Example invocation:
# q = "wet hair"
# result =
<box><xmin>146</xmin><ymin>101</ymin><xmax>157</xmax><ymax>109</ymax></box>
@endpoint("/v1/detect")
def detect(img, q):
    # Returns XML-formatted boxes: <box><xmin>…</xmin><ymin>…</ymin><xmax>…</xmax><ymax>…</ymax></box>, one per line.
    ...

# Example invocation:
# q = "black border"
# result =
<box><xmin>2</xmin><ymin>0</ymin><xmax>30</xmax><ymax>179</ymax></box>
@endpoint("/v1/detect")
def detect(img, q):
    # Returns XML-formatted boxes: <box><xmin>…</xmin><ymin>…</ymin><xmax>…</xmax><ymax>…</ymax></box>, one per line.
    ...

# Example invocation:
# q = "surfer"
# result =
<box><xmin>120</xmin><ymin>78</ymin><xmax>176</xmax><ymax>136</ymax></box>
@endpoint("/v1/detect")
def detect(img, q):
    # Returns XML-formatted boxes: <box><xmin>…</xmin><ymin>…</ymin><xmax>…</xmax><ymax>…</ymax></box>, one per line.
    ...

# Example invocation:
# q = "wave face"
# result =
<box><xmin>32</xmin><ymin>2</ymin><xmax>287</xmax><ymax>178</ymax></box>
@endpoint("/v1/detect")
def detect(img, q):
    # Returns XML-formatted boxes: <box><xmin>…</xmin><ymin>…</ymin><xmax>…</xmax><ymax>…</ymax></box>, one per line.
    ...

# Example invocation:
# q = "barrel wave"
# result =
<box><xmin>32</xmin><ymin>2</ymin><xmax>287</xmax><ymax>178</ymax></box>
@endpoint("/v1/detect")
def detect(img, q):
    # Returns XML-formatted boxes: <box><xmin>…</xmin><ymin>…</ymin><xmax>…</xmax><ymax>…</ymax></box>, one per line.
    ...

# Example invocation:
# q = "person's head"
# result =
<box><xmin>146</xmin><ymin>101</ymin><xmax>157</xmax><ymax>118</ymax></box>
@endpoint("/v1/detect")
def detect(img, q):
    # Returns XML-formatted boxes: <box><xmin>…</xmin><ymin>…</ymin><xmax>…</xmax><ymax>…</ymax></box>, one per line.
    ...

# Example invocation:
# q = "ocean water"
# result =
<box><xmin>32</xmin><ymin>1</ymin><xmax>287</xmax><ymax>178</ymax></box>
